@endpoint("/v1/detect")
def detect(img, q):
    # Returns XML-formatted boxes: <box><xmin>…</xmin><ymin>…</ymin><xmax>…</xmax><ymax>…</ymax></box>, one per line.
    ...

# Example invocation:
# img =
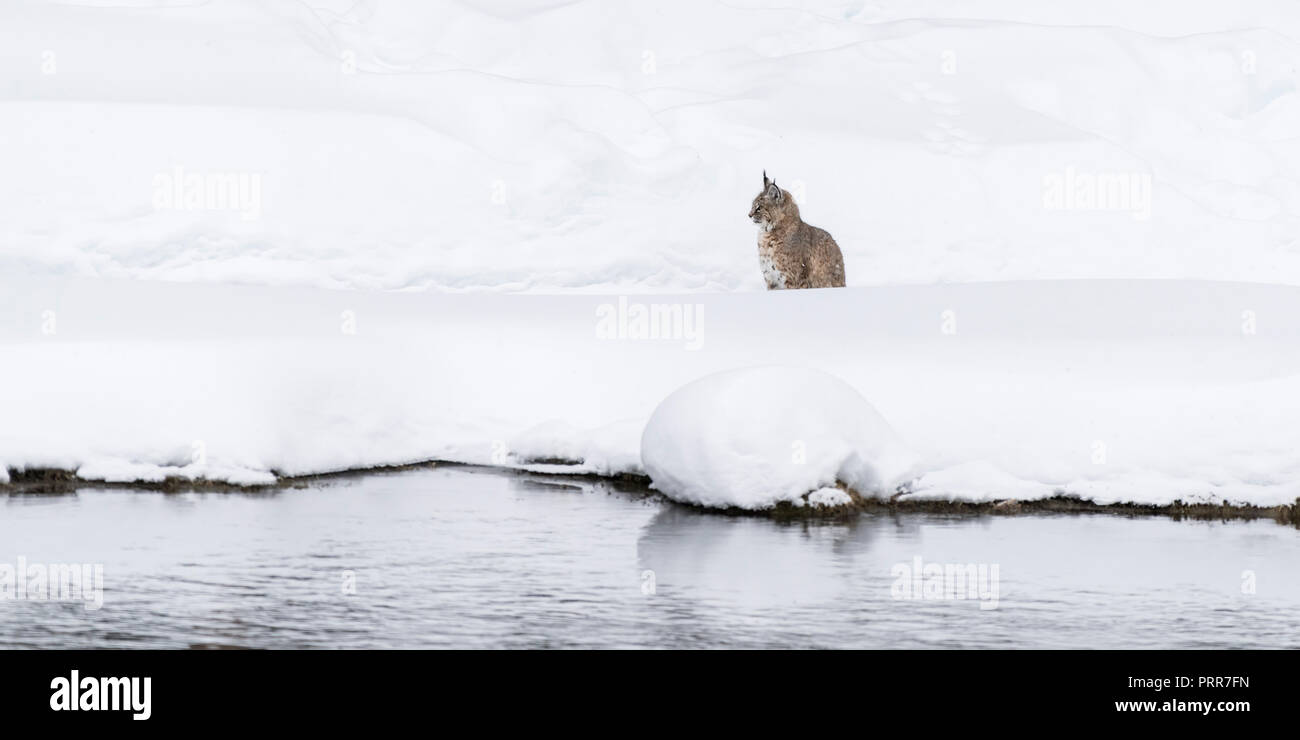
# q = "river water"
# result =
<box><xmin>1</xmin><ymin>466</ymin><xmax>1296</xmax><ymax>648</ymax></box>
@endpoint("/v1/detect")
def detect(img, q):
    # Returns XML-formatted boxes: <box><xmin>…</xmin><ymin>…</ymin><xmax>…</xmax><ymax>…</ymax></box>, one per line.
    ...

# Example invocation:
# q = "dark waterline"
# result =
<box><xmin>1</xmin><ymin>466</ymin><xmax>1297</xmax><ymax>649</ymax></box>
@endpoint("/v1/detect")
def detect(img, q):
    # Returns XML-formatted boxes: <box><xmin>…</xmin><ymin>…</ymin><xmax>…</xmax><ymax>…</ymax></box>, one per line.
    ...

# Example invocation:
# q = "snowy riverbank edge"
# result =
<box><xmin>4</xmin><ymin>276</ymin><xmax>1300</xmax><ymax>514</ymax></box>
<box><xmin>4</xmin><ymin>460</ymin><xmax>1298</xmax><ymax>527</ymax></box>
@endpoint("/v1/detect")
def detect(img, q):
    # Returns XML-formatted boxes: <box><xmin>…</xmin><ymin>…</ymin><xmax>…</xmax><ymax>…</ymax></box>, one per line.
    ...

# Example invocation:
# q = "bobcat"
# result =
<box><xmin>748</xmin><ymin>171</ymin><xmax>846</xmax><ymax>290</ymax></box>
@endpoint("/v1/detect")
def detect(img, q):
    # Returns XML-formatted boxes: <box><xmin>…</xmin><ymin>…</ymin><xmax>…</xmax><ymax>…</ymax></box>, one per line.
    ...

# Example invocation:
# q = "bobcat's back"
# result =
<box><xmin>760</xmin><ymin>223</ymin><xmax>845</xmax><ymax>290</ymax></box>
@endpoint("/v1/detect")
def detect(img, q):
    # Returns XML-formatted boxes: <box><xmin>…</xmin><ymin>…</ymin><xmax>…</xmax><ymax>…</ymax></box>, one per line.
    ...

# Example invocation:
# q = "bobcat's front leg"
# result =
<box><xmin>759</xmin><ymin>253</ymin><xmax>787</xmax><ymax>290</ymax></box>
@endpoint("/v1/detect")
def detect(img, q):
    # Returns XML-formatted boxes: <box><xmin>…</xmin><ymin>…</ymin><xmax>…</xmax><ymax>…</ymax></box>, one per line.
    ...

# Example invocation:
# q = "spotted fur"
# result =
<box><xmin>748</xmin><ymin>171</ymin><xmax>846</xmax><ymax>290</ymax></box>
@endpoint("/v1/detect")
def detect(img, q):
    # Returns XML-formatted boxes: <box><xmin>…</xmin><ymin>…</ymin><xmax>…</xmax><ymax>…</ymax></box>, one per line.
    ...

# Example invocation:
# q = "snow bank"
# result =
<box><xmin>74</xmin><ymin>459</ymin><xmax>276</xmax><ymax>487</ymax></box>
<box><xmin>3</xmin><ymin>3</ymin><xmax>1299</xmax><ymax>512</ymax></box>
<box><xmin>904</xmin><ymin>461</ymin><xmax>1054</xmax><ymax>503</ymax></box>
<box><xmin>3</xmin><ymin>277</ymin><xmax>1299</xmax><ymax>509</ymax></box>
<box><xmin>640</xmin><ymin>367</ymin><xmax>918</xmax><ymax>510</ymax></box>
<box><xmin>3</xmin><ymin>1</ymin><xmax>1300</xmax><ymax>291</ymax></box>
<box><xmin>507</xmin><ymin>419</ymin><xmax>643</xmax><ymax>477</ymax></box>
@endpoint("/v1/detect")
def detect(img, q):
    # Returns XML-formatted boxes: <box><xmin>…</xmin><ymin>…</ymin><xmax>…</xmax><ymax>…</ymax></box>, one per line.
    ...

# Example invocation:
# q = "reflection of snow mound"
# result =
<box><xmin>636</xmin><ymin>506</ymin><xmax>851</xmax><ymax>610</ymax></box>
<box><xmin>640</xmin><ymin>367</ymin><xmax>918</xmax><ymax>510</ymax></box>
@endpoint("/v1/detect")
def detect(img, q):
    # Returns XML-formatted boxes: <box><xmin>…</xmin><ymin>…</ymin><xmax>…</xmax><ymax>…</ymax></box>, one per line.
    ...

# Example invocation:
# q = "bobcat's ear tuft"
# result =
<box><xmin>762</xmin><ymin>170</ymin><xmax>770</xmax><ymax>189</ymax></box>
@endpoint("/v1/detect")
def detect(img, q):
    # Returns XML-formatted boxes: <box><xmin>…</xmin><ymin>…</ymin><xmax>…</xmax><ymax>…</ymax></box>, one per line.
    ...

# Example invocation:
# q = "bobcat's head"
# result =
<box><xmin>749</xmin><ymin>171</ymin><xmax>798</xmax><ymax>232</ymax></box>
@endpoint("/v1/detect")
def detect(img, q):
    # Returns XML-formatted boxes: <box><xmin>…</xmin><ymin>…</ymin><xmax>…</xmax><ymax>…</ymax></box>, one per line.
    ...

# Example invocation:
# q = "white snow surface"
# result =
<box><xmin>640</xmin><ymin>367</ymin><xmax>918</xmax><ymax>509</ymax></box>
<box><xmin>508</xmin><ymin>418</ymin><xmax>643</xmax><ymax>477</ymax></box>
<box><xmin>3</xmin><ymin>277</ymin><xmax>1299</xmax><ymax>509</ymax></box>
<box><xmin>4</xmin><ymin>3</ymin><xmax>1300</xmax><ymax>510</ymax></box>
<box><xmin>3</xmin><ymin>1</ymin><xmax>1300</xmax><ymax>291</ymax></box>
<box><xmin>807</xmin><ymin>488</ymin><xmax>854</xmax><ymax>508</ymax></box>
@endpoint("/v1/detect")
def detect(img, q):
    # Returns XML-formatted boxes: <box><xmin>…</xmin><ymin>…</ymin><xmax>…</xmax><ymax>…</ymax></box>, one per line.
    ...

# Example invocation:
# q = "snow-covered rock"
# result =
<box><xmin>640</xmin><ymin>367</ymin><xmax>919</xmax><ymax>510</ymax></box>
<box><xmin>806</xmin><ymin>487</ymin><xmax>854</xmax><ymax>508</ymax></box>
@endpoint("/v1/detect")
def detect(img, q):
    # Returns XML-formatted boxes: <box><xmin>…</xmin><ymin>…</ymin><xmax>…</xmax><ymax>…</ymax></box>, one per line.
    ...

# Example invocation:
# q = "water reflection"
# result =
<box><xmin>638</xmin><ymin>505</ymin><xmax>875</xmax><ymax>609</ymax></box>
<box><xmin>0</xmin><ymin>467</ymin><xmax>1295</xmax><ymax>648</ymax></box>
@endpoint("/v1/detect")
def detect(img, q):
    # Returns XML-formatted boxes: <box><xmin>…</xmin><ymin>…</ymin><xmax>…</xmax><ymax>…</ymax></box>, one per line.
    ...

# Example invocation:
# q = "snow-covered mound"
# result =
<box><xmin>640</xmin><ymin>367</ymin><xmax>919</xmax><ymax>510</ymax></box>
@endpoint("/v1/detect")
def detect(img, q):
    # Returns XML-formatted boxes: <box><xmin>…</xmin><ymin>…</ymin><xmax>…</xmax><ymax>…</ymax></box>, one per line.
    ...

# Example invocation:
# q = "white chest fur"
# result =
<box><xmin>756</xmin><ymin>235</ymin><xmax>786</xmax><ymax>289</ymax></box>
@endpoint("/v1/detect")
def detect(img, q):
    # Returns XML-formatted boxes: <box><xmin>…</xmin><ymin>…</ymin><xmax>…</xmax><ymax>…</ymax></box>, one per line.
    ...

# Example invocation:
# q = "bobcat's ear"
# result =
<box><xmin>765</xmin><ymin>180</ymin><xmax>781</xmax><ymax>201</ymax></box>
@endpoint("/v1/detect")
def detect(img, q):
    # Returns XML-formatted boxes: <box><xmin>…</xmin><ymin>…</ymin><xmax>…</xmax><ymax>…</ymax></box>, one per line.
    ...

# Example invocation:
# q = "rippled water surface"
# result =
<box><xmin>2</xmin><ymin>466</ymin><xmax>1297</xmax><ymax>648</ymax></box>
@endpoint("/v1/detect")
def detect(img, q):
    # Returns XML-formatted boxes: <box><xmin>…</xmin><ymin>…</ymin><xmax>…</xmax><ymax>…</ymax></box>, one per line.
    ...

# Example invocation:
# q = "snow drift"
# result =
<box><xmin>2</xmin><ymin>277</ymin><xmax>1299</xmax><ymax>509</ymax></box>
<box><xmin>640</xmin><ymin>367</ymin><xmax>919</xmax><ymax>510</ymax></box>
<box><xmin>3</xmin><ymin>1</ymin><xmax>1300</xmax><ymax>292</ymax></box>
<box><xmin>507</xmin><ymin>418</ymin><xmax>643</xmax><ymax>477</ymax></box>
<box><xmin>4</xmin><ymin>3</ymin><xmax>1300</xmax><ymax>513</ymax></box>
